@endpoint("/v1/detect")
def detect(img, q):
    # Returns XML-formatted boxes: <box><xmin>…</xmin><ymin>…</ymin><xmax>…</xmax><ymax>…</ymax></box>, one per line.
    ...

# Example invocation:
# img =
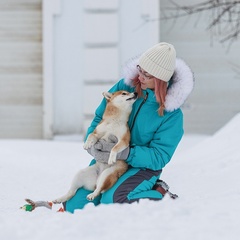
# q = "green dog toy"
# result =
<box><xmin>20</xmin><ymin>199</ymin><xmax>53</xmax><ymax>212</ymax></box>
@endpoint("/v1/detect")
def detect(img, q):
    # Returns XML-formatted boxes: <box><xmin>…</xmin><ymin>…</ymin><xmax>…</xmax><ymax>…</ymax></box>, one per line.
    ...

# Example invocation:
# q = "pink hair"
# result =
<box><xmin>131</xmin><ymin>76</ymin><xmax>167</xmax><ymax>116</ymax></box>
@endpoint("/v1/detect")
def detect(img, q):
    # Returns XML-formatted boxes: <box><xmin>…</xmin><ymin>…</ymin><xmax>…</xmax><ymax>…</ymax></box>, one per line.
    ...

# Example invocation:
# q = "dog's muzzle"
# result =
<box><xmin>126</xmin><ymin>92</ymin><xmax>138</xmax><ymax>101</ymax></box>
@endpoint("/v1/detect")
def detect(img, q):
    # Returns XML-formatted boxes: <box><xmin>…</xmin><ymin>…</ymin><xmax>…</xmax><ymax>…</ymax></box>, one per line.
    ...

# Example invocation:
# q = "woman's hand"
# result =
<box><xmin>86</xmin><ymin>135</ymin><xmax>129</xmax><ymax>163</ymax></box>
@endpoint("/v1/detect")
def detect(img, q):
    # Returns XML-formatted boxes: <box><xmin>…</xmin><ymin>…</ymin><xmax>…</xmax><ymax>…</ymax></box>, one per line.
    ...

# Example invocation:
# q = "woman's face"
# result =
<box><xmin>137</xmin><ymin>65</ymin><xmax>156</xmax><ymax>90</ymax></box>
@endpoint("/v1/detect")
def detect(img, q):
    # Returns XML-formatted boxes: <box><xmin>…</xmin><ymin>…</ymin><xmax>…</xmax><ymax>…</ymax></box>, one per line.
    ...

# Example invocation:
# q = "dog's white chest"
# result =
<box><xmin>97</xmin><ymin>119</ymin><xmax>128</xmax><ymax>140</ymax></box>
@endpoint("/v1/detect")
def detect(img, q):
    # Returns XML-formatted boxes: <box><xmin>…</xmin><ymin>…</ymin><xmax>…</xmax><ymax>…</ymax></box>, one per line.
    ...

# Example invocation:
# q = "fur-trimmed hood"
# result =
<box><xmin>121</xmin><ymin>56</ymin><xmax>194</xmax><ymax>112</ymax></box>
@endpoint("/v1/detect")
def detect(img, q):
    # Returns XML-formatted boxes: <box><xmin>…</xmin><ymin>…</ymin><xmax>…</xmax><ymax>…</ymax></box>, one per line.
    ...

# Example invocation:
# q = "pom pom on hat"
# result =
<box><xmin>138</xmin><ymin>42</ymin><xmax>176</xmax><ymax>82</ymax></box>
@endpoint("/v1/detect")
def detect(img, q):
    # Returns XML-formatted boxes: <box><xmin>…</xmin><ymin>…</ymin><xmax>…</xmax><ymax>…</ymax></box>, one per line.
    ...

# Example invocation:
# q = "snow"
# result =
<box><xmin>1</xmin><ymin>114</ymin><xmax>240</xmax><ymax>240</ymax></box>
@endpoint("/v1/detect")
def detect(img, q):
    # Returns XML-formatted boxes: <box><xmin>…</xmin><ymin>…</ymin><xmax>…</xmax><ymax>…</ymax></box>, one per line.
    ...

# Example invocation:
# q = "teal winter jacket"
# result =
<box><xmin>86</xmin><ymin>58</ymin><xmax>194</xmax><ymax>171</ymax></box>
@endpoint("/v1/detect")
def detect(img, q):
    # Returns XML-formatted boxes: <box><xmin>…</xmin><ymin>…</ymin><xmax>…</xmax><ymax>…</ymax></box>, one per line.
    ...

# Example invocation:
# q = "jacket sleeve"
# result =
<box><xmin>126</xmin><ymin>109</ymin><xmax>184</xmax><ymax>171</ymax></box>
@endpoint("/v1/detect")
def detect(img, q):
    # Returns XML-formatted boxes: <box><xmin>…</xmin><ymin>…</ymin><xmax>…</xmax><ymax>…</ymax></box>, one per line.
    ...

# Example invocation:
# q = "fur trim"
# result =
<box><xmin>165</xmin><ymin>58</ymin><xmax>194</xmax><ymax>111</ymax></box>
<box><xmin>121</xmin><ymin>54</ymin><xmax>140</xmax><ymax>86</ymax></box>
<box><xmin>121</xmin><ymin>56</ymin><xmax>194</xmax><ymax>112</ymax></box>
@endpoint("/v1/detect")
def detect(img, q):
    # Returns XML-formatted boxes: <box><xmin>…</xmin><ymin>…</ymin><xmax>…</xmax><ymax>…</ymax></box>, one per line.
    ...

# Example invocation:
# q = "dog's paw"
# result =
<box><xmin>83</xmin><ymin>140</ymin><xmax>95</xmax><ymax>150</ymax></box>
<box><xmin>108</xmin><ymin>151</ymin><xmax>117</xmax><ymax>165</ymax></box>
<box><xmin>86</xmin><ymin>193</ymin><xmax>96</xmax><ymax>201</ymax></box>
<box><xmin>108</xmin><ymin>155</ymin><xmax>116</xmax><ymax>165</ymax></box>
<box><xmin>83</xmin><ymin>142</ymin><xmax>91</xmax><ymax>150</ymax></box>
<box><xmin>108</xmin><ymin>159</ymin><xmax>116</xmax><ymax>165</ymax></box>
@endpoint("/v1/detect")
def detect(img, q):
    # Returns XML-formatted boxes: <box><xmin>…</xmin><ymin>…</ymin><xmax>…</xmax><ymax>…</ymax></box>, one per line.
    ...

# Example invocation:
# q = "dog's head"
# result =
<box><xmin>102</xmin><ymin>91</ymin><xmax>138</xmax><ymax>108</ymax></box>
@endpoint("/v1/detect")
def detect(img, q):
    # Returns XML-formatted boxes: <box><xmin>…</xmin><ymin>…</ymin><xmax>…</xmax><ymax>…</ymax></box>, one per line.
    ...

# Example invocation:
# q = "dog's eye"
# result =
<box><xmin>122</xmin><ymin>92</ymin><xmax>127</xmax><ymax>95</ymax></box>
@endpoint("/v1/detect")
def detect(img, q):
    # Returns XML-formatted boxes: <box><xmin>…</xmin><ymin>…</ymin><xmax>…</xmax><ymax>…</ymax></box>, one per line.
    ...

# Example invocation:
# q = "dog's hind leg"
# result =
<box><xmin>53</xmin><ymin>165</ymin><xmax>99</xmax><ymax>204</ymax></box>
<box><xmin>87</xmin><ymin>160</ymin><xmax>128</xmax><ymax>201</ymax></box>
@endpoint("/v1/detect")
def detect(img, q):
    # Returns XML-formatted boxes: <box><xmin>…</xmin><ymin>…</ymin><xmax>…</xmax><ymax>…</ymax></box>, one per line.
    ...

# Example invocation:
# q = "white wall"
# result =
<box><xmin>119</xmin><ymin>0</ymin><xmax>160</xmax><ymax>66</ymax></box>
<box><xmin>53</xmin><ymin>0</ymin><xmax>85</xmax><ymax>135</ymax></box>
<box><xmin>49</xmin><ymin>0</ymin><xmax>160</xmax><ymax>137</ymax></box>
<box><xmin>52</xmin><ymin>0</ymin><xmax>160</xmax><ymax>137</ymax></box>
<box><xmin>83</xmin><ymin>0</ymin><xmax>160</xmax><ymax>133</ymax></box>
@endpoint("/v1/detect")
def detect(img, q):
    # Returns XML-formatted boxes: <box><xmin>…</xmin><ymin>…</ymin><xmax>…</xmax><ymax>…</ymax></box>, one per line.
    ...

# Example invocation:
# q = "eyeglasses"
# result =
<box><xmin>137</xmin><ymin>65</ymin><xmax>154</xmax><ymax>80</ymax></box>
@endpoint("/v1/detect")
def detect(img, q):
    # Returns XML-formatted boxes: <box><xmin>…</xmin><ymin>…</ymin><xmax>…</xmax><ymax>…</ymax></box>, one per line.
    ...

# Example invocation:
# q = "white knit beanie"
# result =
<box><xmin>138</xmin><ymin>42</ymin><xmax>176</xmax><ymax>82</ymax></box>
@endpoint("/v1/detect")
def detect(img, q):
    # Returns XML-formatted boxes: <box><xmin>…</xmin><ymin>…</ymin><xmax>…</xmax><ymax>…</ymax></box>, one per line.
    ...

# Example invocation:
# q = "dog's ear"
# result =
<box><xmin>102</xmin><ymin>92</ymin><xmax>112</xmax><ymax>101</ymax></box>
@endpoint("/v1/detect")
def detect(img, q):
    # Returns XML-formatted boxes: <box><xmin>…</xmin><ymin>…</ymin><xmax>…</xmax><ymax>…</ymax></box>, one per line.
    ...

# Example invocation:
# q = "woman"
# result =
<box><xmin>64</xmin><ymin>42</ymin><xmax>194</xmax><ymax>213</ymax></box>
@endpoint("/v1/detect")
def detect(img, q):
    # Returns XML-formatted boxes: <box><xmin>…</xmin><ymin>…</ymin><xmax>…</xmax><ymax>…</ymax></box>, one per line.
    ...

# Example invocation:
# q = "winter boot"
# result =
<box><xmin>153</xmin><ymin>179</ymin><xmax>178</xmax><ymax>199</ymax></box>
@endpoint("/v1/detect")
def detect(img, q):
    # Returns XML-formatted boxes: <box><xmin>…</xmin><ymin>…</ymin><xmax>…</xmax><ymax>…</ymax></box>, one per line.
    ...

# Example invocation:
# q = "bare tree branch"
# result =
<box><xmin>161</xmin><ymin>0</ymin><xmax>240</xmax><ymax>44</ymax></box>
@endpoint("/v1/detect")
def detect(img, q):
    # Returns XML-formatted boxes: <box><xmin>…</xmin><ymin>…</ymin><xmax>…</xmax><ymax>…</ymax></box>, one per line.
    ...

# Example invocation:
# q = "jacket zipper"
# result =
<box><xmin>130</xmin><ymin>91</ymin><xmax>149</xmax><ymax>132</ymax></box>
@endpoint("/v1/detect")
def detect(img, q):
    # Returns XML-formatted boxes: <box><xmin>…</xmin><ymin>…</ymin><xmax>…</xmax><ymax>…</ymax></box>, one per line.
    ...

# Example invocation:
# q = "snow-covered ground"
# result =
<box><xmin>1</xmin><ymin>114</ymin><xmax>240</xmax><ymax>240</ymax></box>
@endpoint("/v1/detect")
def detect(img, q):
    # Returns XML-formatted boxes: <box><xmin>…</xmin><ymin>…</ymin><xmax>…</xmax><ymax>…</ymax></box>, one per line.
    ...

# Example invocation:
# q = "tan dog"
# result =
<box><xmin>53</xmin><ymin>90</ymin><xmax>137</xmax><ymax>203</ymax></box>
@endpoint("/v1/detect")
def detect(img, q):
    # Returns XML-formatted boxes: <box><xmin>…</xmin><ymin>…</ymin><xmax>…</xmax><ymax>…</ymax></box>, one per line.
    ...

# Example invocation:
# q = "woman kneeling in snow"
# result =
<box><xmin>64</xmin><ymin>42</ymin><xmax>194</xmax><ymax>213</ymax></box>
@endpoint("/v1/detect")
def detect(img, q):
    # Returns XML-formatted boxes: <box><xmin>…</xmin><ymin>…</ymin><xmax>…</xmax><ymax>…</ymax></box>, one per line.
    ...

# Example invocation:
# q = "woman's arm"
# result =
<box><xmin>126</xmin><ymin>109</ymin><xmax>184</xmax><ymax>171</ymax></box>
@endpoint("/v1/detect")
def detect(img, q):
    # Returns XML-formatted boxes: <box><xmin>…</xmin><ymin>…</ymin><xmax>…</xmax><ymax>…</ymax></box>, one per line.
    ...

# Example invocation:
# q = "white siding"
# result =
<box><xmin>0</xmin><ymin>0</ymin><xmax>42</xmax><ymax>138</ymax></box>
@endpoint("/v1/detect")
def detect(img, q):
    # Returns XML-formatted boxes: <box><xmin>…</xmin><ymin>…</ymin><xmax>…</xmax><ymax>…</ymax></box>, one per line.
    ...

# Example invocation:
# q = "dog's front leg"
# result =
<box><xmin>83</xmin><ymin>133</ymin><xmax>99</xmax><ymax>149</ymax></box>
<box><xmin>108</xmin><ymin>151</ymin><xmax>117</xmax><ymax>165</ymax></box>
<box><xmin>108</xmin><ymin>140</ymin><xmax>128</xmax><ymax>165</ymax></box>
